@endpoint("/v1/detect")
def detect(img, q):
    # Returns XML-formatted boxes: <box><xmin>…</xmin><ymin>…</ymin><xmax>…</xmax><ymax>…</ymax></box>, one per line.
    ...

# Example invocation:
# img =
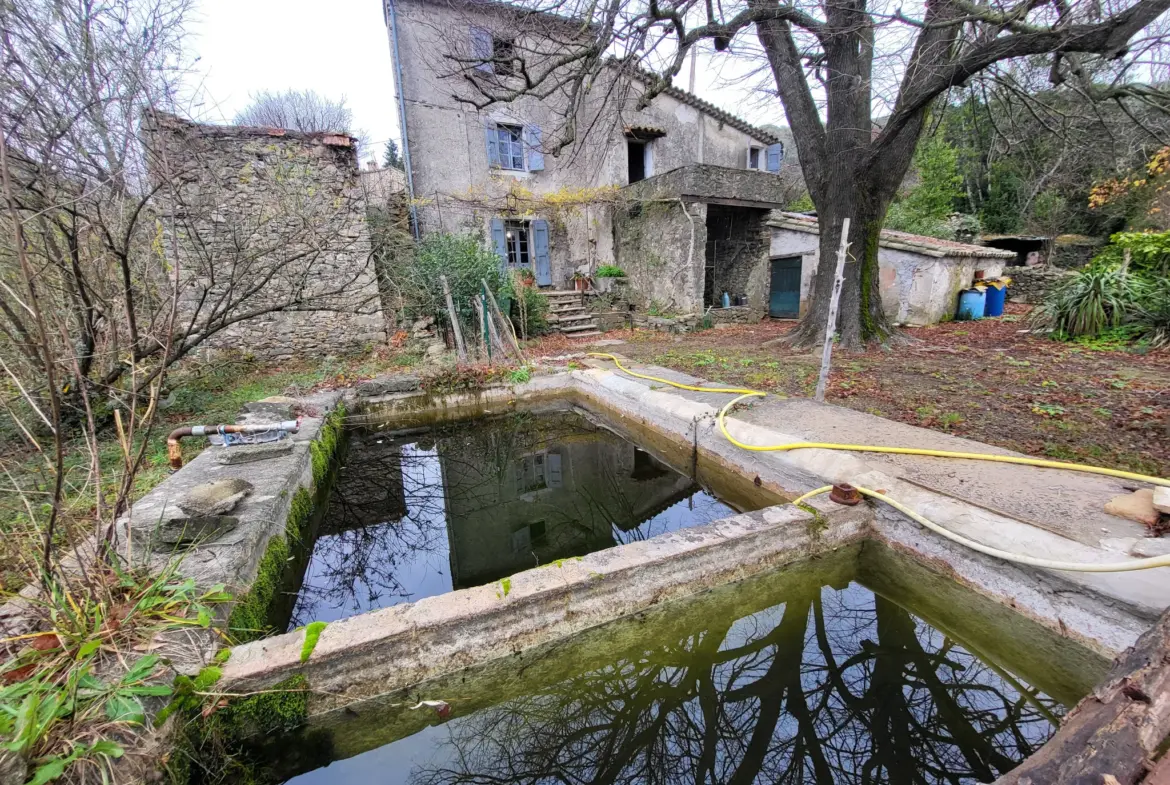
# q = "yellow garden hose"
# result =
<box><xmin>793</xmin><ymin>485</ymin><xmax>1170</xmax><ymax>573</ymax></box>
<box><xmin>587</xmin><ymin>352</ymin><xmax>1170</xmax><ymax>573</ymax></box>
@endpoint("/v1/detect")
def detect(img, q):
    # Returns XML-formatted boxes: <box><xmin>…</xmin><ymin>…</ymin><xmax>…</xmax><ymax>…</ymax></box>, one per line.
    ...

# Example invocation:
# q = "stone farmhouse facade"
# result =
<box><xmin>384</xmin><ymin>0</ymin><xmax>796</xmax><ymax>307</ymax></box>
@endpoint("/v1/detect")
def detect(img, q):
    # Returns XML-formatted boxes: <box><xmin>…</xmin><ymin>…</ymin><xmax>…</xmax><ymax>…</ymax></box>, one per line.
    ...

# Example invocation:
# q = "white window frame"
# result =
<box><xmin>747</xmin><ymin>146</ymin><xmax>764</xmax><ymax>171</ymax></box>
<box><xmin>495</xmin><ymin>124</ymin><xmax>525</xmax><ymax>170</ymax></box>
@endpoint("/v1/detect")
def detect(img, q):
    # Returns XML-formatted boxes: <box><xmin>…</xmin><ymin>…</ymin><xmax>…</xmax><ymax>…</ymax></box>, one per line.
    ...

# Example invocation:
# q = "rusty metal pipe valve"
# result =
<box><xmin>166</xmin><ymin>419</ymin><xmax>300</xmax><ymax>470</ymax></box>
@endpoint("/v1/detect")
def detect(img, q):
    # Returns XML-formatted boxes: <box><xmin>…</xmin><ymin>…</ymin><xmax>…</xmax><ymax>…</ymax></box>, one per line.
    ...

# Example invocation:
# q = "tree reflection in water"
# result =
<box><xmin>408</xmin><ymin>583</ymin><xmax>1059</xmax><ymax>785</ymax></box>
<box><xmin>289</xmin><ymin>442</ymin><xmax>449</xmax><ymax>628</ymax></box>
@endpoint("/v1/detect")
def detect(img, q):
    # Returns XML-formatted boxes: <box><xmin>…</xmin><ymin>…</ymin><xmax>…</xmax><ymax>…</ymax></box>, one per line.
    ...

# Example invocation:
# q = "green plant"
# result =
<box><xmin>939</xmin><ymin>412</ymin><xmax>964</xmax><ymax>429</ymax></box>
<box><xmin>1033</xmin><ymin>266</ymin><xmax>1146</xmax><ymax>338</ymax></box>
<box><xmin>509</xmin><ymin>286</ymin><xmax>549</xmax><ymax>338</ymax></box>
<box><xmin>1134</xmin><ymin>276</ymin><xmax>1170</xmax><ymax>346</ymax></box>
<box><xmin>1032</xmin><ymin>402</ymin><xmax>1066</xmax><ymax>417</ymax></box>
<box><xmin>507</xmin><ymin>366</ymin><xmax>532</xmax><ymax>384</ymax></box>
<box><xmin>300</xmin><ymin>622</ymin><xmax>328</xmax><ymax>663</ymax></box>
<box><xmin>594</xmin><ymin>265</ymin><xmax>626</xmax><ymax>278</ymax></box>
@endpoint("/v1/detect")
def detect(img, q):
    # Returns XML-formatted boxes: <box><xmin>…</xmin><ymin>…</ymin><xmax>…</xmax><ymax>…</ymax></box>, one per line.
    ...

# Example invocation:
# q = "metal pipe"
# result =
<box><xmin>386</xmin><ymin>0</ymin><xmax>419</xmax><ymax>239</ymax></box>
<box><xmin>166</xmin><ymin>420</ymin><xmax>300</xmax><ymax>470</ymax></box>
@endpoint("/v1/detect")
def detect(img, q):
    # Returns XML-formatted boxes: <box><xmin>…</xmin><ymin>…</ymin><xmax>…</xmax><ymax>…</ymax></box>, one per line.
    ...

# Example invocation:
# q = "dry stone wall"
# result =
<box><xmin>144</xmin><ymin>113</ymin><xmax>386</xmax><ymax>360</ymax></box>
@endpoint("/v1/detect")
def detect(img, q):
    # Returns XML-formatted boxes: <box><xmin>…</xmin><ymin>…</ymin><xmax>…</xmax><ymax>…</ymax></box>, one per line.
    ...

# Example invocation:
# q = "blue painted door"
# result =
<box><xmin>769</xmin><ymin>256</ymin><xmax>801</xmax><ymax>318</ymax></box>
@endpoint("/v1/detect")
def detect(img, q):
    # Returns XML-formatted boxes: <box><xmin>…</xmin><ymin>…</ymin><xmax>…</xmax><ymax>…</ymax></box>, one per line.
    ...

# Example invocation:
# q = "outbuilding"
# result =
<box><xmin>767</xmin><ymin>212</ymin><xmax>1015</xmax><ymax>325</ymax></box>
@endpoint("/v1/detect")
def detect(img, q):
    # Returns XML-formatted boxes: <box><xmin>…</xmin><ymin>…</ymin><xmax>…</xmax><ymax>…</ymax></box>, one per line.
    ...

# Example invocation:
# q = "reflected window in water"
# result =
<box><xmin>288</xmin><ymin>410</ymin><xmax>744</xmax><ymax>629</ymax></box>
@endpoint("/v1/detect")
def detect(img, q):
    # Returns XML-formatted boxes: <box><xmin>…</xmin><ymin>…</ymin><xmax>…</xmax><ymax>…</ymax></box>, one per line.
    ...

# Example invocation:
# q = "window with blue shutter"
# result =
<box><xmin>531</xmin><ymin>219</ymin><xmax>552</xmax><ymax>286</ymax></box>
<box><xmin>525</xmin><ymin>126</ymin><xmax>544</xmax><ymax>171</ymax></box>
<box><xmin>484</xmin><ymin>119</ymin><xmax>501</xmax><ymax>168</ymax></box>
<box><xmin>470</xmin><ymin>27</ymin><xmax>493</xmax><ymax>73</ymax></box>
<box><xmin>766</xmin><ymin>143</ymin><xmax>784</xmax><ymax>173</ymax></box>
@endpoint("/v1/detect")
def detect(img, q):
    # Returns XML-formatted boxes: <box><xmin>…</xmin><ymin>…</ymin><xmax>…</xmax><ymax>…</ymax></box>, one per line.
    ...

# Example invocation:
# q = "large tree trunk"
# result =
<box><xmin>785</xmin><ymin>188</ymin><xmax>893</xmax><ymax>350</ymax></box>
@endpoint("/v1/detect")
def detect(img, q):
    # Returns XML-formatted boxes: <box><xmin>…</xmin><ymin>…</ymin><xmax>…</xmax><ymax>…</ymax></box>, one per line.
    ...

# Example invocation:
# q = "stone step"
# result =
<box><xmin>564</xmin><ymin>329</ymin><xmax>602</xmax><ymax>338</ymax></box>
<box><xmin>550</xmin><ymin>313</ymin><xmax>595</xmax><ymax>323</ymax></box>
<box><xmin>545</xmin><ymin>289</ymin><xmax>582</xmax><ymax>297</ymax></box>
<box><xmin>560</xmin><ymin>322</ymin><xmax>600</xmax><ymax>333</ymax></box>
<box><xmin>549</xmin><ymin>307</ymin><xmax>586</xmax><ymax>317</ymax></box>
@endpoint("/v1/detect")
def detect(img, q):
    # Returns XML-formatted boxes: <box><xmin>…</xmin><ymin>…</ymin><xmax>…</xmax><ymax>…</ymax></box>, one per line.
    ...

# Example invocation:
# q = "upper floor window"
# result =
<box><xmin>495</xmin><ymin>124</ymin><xmax>525</xmax><ymax>170</ymax></box>
<box><xmin>485</xmin><ymin>121</ymin><xmax>545</xmax><ymax>172</ymax></box>
<box><xmin>749</xmin><ymin>143</ymin><xmax>785</xmax><ymax>173</ymax></box>
<box><xmin>471</xmin><ymin>27</ymin><xmax>517</xmax><ymax>77</ymax></box>
<box><xmin>492</xmin><ymin>37</ymin><xmax>516</xmax><ymax>77</ymax></box>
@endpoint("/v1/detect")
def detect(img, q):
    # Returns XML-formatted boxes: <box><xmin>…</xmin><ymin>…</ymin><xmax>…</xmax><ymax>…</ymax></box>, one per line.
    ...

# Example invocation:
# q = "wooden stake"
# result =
<box><xmin>482</xmin><ymin>278</ymin><xmax>524</xmax><ymax>361</ymax></box>
<box><xmin>440</xmin><ymin>275</ymin><xmax>467</xmax><ymax>362</ymax></box>
<box><xmin>814</xmin><ymin>217</ymin><xmax>850</xmax><ymax>403</ymax></box>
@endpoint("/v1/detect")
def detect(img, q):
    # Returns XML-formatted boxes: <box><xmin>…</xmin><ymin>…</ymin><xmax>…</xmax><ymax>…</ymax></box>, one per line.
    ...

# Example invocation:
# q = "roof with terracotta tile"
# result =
<box><xmin>768</xmin><ymin>212</ymin><xmax>1016</xmax><ymax>259</ymax></box>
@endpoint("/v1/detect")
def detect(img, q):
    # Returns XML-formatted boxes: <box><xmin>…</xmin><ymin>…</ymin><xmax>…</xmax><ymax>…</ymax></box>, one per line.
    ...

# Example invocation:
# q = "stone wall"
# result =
<box><xmin>614</xmin><ymin>200</ymin><xmax>706</xmax><ymax>312</ymax></box>
<box><xmin>144</xmin><ymin>113</ymin><xmax>386</xmax><ymax>360</ymax></box>
<box><xmin>1007</xmin><ymin>266</ymin><xmax>1072</xmax><ymax>304</ymax></box>
<box><xmin>706</xmin><ymin>205</ymin><xmax>770</xmax><ymax>310</ymax></box>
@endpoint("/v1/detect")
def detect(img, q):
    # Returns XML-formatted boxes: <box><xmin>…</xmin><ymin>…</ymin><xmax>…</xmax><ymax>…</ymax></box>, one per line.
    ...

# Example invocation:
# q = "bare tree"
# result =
<box><xmin>0</xmin><ymin>0</ymin><xmax>381</xmax><ymax>583</ymax></box>
<box><xmin>233</xmin><ymin>89</ymin><xmax>354</xmax><ymax>134</ymax></box>
<box><xmin>429</xmin><ymin>0</ymin><xmax>1170</xmax><ymax>347</ymax></box>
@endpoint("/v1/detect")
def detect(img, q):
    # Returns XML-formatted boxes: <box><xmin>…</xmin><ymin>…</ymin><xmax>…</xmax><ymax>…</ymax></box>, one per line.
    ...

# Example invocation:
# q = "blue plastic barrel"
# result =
<box><xmin>983</xmin><ymin>283</ymin><xmax>1006</xmax><ymax>317</ymax></box>
<box><xmin>957</xmin><ymin>288</ymin><xmax>986</xmax><ymax>320</ymax></box>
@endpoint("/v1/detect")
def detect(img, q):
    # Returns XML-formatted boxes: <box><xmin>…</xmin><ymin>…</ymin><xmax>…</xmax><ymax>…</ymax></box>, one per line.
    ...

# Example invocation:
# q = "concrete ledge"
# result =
<box><xmin>220</xmin><ymin>503</ymin><xmax>870</xmax><ymax>713</ymax></box>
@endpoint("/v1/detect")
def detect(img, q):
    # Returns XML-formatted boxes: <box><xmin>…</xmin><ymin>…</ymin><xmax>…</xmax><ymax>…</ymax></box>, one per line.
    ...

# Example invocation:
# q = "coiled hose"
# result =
<box><xmin>587</xmin><ymin>352</ymin><xmax>1170</xmax><ymax>573</ymax></box>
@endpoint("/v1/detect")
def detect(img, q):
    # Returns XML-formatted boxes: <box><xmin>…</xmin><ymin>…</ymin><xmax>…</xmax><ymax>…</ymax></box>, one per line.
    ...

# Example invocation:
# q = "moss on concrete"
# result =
<box><xmin>299</xmin><ymin>622</ymin><xmax>327</xmax><ymax>663</ymax></box>
<box><xmin>228</xmin><ymin>402</ymin><xmax>346</xmax><ymax>644</ymax></box>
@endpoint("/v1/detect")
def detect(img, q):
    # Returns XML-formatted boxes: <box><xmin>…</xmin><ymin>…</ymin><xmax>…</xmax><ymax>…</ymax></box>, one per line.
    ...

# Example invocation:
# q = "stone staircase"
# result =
<box><xmin>545</xmin><ymin>290</ymin><xmax>601</xmax><ymax>338</ymax></box>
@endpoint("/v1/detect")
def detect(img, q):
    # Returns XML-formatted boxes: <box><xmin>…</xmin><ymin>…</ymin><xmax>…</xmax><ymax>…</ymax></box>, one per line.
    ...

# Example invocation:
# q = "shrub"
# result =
<box><xmin>595</xmin><ymin>265</ymin><xmax>626</xmax><ymax>278</ymax></box>
<box><xmin>1032</xmin><ymin>266</ymin><xmax>1146</xmax><ymax>338</ymax></box>
<box><xmin>398</xmin><ymin>233</ymin><xmax>507</xmax><ymax>324</ymax></box>
<box><xmin>1135</xmin><ymin>276</ymin><xmax>1170</xmax><ymax>347</ymax></box>
<box><xmin>509</xmin><ymin>286</ymin><xmax>549</xmax><ymax>338</ymax></box>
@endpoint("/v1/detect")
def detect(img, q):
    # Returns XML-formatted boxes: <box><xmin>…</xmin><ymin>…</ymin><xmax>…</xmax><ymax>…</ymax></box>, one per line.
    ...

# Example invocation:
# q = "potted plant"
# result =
<box><xmin>516</xmin><ymin>268</ymin><xmax>536</xmax><ymax>288</ymax></box>
<box><xmin>571</xmin><ymin>271</ymin><xmax>590</xmax><ymax>292</ymax></box>
<box><xmin>593</xmin><ymin>265</ymin><xmax>626</xmax><ymax>294</ymax></box>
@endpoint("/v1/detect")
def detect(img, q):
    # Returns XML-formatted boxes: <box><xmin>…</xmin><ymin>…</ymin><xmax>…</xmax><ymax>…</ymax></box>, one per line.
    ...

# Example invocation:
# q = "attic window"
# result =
<box><xmin>492</xmin><ymin>37</ymin><xmax>516</xmax><ymax>77</ymax></box>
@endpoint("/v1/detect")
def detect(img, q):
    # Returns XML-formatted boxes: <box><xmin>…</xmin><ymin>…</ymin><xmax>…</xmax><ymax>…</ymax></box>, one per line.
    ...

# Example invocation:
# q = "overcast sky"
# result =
<box><xmin>187</xmin><ymin>0</ymin><xmax>781</xmax><ymax>163</ymax></box>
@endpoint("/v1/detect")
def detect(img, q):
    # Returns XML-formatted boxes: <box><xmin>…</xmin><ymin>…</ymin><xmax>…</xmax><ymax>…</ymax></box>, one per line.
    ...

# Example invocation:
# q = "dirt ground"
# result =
<box><xmin>530</xmin><ymin>304</ymin><xmax>1170</xmax><ymax>477</ymax></box>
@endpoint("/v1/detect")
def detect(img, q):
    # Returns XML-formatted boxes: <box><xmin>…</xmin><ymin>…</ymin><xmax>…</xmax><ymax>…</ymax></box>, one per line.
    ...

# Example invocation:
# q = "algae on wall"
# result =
<box><xmin>228</xmin><ymin>403</ymin><xmax>347</xmax><ymax>643</ymax></box>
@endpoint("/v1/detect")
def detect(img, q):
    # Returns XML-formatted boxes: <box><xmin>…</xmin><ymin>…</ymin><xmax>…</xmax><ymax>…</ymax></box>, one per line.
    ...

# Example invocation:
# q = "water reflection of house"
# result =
<box><xmin>438</xmin><ymin>413</ymin><xmax>695</xmax><ymax>588</ymax></box>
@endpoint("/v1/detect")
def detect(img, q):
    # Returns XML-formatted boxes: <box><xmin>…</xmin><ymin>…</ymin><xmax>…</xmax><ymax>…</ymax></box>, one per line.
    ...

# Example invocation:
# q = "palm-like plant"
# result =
<box><xmin>1032</xmin><ymin>267</ymin><xmax>1146</xmax><ymax>337</ymax></box>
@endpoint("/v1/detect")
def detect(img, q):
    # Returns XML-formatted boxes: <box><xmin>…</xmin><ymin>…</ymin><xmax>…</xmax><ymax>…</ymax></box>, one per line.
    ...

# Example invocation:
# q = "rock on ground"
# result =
<box><xmin>1105</xmin><ymin>489</ymin><xmax>1161</xmax><ymax>528</ymax></box>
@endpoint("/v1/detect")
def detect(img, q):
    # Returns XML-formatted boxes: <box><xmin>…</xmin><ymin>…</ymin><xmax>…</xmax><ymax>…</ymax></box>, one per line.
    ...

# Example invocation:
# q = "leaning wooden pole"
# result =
<box><xmin>440</xmin><ymin>274</ymin><xmax>467</xmax><ymax>362</ymax></box>
<box><xmin>814</xmin><ymin>217</ymin><xmax>850</xmax><ymax>403</ymax></box>
<box><xmin>482</xmin><ymin>278</ymin><xmax>524</xmax><ymax>361</ymax></box>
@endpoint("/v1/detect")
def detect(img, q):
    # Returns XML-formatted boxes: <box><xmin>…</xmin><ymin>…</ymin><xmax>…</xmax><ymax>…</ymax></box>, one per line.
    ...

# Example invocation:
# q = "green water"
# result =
<box><xmin>247</xmin><ymin>543</ymin><xmax>1107</xmax><ymax>785</ymax></box>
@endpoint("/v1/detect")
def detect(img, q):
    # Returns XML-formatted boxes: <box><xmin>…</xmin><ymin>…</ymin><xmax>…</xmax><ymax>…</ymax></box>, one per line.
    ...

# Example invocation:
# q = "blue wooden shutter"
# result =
<box><xmin>766</xmin><ymin>143</ymin><xmax>783</xmax><ymax>173</ymax></box>
<box><xmin>491</xmin><ymin>218</ymin><xmax>508</xmax><ymax>270</ymax></box>
<box><xmin>525</xmin><ymin>125</ymin><xmax>544</xmax><ymax>171</ymax></box>
<box><xmin>531</xmin><ymin>219</ymin><xmax>551</xmax><ymax>285</ymax></box>
<box><xmin>484</xmin><ymin>118</ymin><xmax>500</xmax><ymax>168</ymax></box>
<box><xmin>471</xmin><ymin>27</ymin><xmax>493</xmax><ymax>73</ymax></box>
<box><xmin>546</xmin><ymin>452</ymin><xmax>562</xmax><ymax>487</ymax></box>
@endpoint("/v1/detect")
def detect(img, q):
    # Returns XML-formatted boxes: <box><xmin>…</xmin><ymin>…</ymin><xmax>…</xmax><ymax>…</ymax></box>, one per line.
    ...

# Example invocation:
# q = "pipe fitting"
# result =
<box><xmin>828</xmin><ymin>483</ymin><xmax>863</xmax><ymax>506</ymax></box>
<box><xmin>167</xmin><ymin>419</ymin><xmax>301</xmax><ymax>470</ymax></box>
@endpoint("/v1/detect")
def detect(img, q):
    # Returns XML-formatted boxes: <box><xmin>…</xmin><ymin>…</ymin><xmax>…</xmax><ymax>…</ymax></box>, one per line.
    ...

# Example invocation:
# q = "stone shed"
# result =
<box><xmin>768</xmin><ymin>213</ymin><xmax>1014</xmax><ymax>325</ymax></box>
<box><xmin>613</xmin><ymin>164</ymin><xmax>794</xmax><ymax>313</ymax></box>
<box><xmin>143</xmin><ymin>113</ymin><xmax>386</xmax><ymax>360</ymax></box>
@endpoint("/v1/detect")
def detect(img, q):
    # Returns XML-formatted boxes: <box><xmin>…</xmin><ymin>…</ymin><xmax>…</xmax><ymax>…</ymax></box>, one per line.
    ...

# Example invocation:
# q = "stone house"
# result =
<box><xmin>383</xmin><ymin>0</ymin><xmax>794</xmax><ymax>297</ymax></box>
<box><xmin>143</xmin><ymin>113</ymin><xmax>386</xmax><ymax>359</ymax></box>
<box><xmin>768</xmin><ymin>213</ymin><xmax>1014</xmax><ymax>325</ymax></box>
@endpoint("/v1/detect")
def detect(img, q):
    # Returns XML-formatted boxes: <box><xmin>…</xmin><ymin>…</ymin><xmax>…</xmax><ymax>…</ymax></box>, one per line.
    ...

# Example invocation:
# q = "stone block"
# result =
<box><xmin>1105</xmin><ymin>489</ymin><xmax>1160</xmax><ymax>527</ymax></box>
<box><xmin>1154</xmin><ymin>486</ymin><xmax>1170</xmax><ymax>515</ymax></box>
<box><xmin>153</xmin><ymin>516</ymin><xmax>239</xmax><ymax>550</ymax></box>
<box><xmin>177</xmin><ymin>478</ymin><xmax>254</xmax><ymax>517</ymax></box>
<box><xmin>356</xmin><ymin>374</ymin><xmax>422</xmax><ymax>397</ymax></box>
<box><xmin>214</xmin><ymin>439</ymin><xmax>295</xmax><ymax>465</ymax></box>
